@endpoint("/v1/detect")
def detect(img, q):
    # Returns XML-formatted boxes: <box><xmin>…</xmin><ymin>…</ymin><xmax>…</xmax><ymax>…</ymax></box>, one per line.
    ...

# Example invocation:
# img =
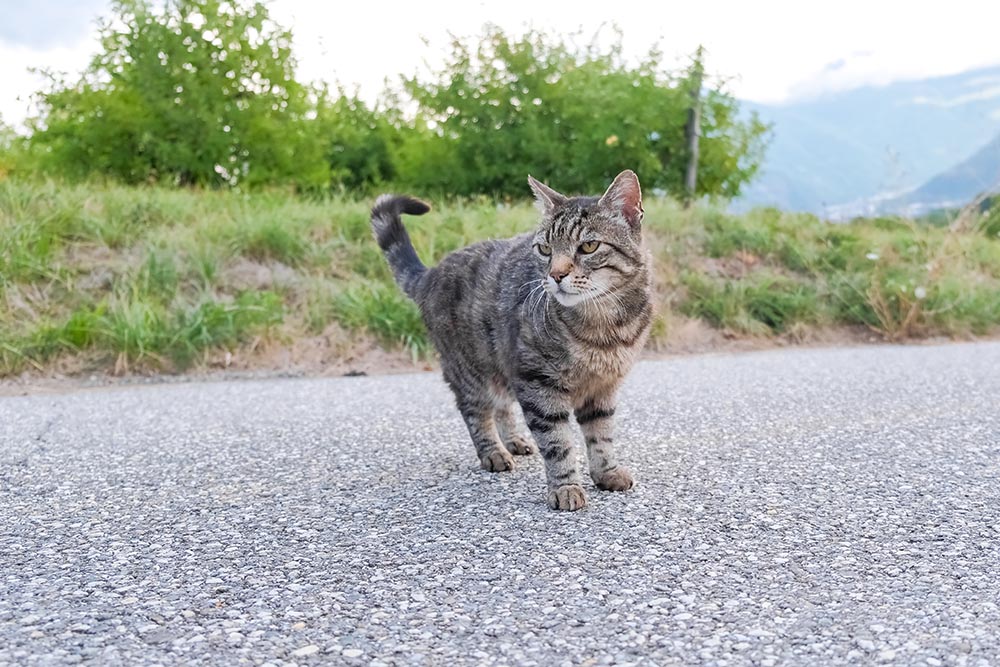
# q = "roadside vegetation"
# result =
<box><xmin>5</xmin><ymin>0</ymin><xmax>766</xmax><ymax>200</ymax></box>
<box><xmin>2</xmin><ymin>179</ymin><xmax>998</xmax><ymax>376</ymax></box>
<box><xmin>1</xmin><ymin>1</ymin><xmax>997</xmax><ymax>377</ymax></box>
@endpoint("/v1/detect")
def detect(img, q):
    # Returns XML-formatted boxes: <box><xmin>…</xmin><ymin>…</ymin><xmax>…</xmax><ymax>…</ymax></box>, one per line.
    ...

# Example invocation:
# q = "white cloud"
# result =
<box><xmin>911</xmin><ymin>86</ymin><xmax>1000</xmax><ymax>108</ymax></box>
<box><xmin>272</xmin><ymin>0</ymin><xmax>1000</xmax><ymax>106</ymax></box>
<box><xmin>0</xmin><ymin>39</ymin><xmax>100</xmax><ymax>129</ymax></box>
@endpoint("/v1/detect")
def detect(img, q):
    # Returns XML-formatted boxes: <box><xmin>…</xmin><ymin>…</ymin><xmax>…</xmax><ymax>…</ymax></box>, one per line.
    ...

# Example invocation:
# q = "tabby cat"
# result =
<box><xmin>371</xmin><ymin>170</ymin><xmax>652</xmax><ymax>510</ymax></box>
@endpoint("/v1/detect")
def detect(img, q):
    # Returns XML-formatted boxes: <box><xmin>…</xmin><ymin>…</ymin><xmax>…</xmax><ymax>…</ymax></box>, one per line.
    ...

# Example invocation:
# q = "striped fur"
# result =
<box><xmin>370</xmin><ymin>194</ymin><xmax>431</xmax><ymax>297</ymax></box>
<box><xmin>372</xmin><ymin>170</ymin><xmax>652</xmax><ymax>510</ymax></box>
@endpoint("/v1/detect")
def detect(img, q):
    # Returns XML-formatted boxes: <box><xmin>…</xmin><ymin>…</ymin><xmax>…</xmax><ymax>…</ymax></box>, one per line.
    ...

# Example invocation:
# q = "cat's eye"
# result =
<box><xmin>537</xmin><ymin>244</ymin><xmax>552</xmax><ymax>257</ymax></box>
<box><xmin>579</xmin><ymin>240</ymin><xmax>601</xmax><ymax>254</ymax></box>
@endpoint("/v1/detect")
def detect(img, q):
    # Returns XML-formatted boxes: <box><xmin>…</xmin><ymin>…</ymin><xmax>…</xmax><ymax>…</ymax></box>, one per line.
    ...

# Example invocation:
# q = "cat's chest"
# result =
<box><xmin>563</xmin><ymin>339</ymin><xmax>642</xmax><ymax>389</ymax></box>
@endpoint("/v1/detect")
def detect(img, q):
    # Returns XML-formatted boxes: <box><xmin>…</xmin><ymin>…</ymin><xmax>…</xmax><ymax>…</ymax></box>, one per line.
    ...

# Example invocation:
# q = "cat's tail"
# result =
<box><xmin>370</xmin><ymin>194</ymin><xmax>431</xmax><ymax>299</ymax></box>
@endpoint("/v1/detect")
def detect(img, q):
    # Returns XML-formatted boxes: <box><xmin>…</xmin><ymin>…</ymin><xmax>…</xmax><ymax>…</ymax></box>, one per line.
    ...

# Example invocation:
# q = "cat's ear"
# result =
<box><xmin>599</xmin><ymin>170</ymin><xmax>643</xmax><ymax>230</ymax></box>
<box><xmin>527</xmin><ymin>175</ymin><xmax>568</xmax><ymax>215</ymax></box>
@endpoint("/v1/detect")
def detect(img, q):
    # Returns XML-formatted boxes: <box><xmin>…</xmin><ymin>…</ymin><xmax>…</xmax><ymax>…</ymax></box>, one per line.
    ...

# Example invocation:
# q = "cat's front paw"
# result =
<box><xmin>480</xmin><ymin>448</ymin><xmax>516</xmax><ymax>472</ymax></box>
<box><xmin>504</xmin><ymin>433</ymin><xmax>536</xmax><ymax>456</ymax></box>
<box><xmin>593</xmin><ymin>466</ymin><xmax>634</xmax><ymax>492</ymax></box>
<box><xmin>547</xmin><ymin>484</ymin><xmax>588</xmax><ymax>511</ymax></box>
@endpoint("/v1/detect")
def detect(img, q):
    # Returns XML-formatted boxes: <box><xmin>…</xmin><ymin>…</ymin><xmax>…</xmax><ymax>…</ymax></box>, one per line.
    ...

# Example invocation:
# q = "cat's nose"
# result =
<box><xmin>549</xmin><ymin>257</ymin><xmax>573</xmax><ymax>283</ymax></box>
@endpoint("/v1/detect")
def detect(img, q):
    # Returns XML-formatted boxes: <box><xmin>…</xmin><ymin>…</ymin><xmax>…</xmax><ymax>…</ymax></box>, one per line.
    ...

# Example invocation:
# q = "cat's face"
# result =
<box><xmin>529</xmin><ymin>171</ymin><xmax>645</xmax><ymax>307</ymax></box>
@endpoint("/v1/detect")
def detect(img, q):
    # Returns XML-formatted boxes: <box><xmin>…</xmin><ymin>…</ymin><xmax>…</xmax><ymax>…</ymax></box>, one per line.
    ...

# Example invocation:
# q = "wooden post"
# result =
<box><xmin>684</xmin><ymin>46</ymin><xmax>705</xmax><ymax>208</ymax></box>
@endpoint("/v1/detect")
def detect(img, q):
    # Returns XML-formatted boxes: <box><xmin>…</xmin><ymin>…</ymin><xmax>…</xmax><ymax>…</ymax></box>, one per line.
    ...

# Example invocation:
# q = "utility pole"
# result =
<box><xmin>684</xmin><ymin>46</ymin><xmax>705</xmax><ymax>208</ymax></box>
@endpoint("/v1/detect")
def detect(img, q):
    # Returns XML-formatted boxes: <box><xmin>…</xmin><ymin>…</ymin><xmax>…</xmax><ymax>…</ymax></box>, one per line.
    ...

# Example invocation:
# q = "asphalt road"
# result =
<box><xmin>2</xmin><ymin>343</ymin><xmax>999</xmax><ymax>666</ymax></box>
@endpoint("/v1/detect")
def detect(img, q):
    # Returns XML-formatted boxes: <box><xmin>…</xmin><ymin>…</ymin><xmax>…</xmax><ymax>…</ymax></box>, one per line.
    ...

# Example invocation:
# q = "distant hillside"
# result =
<box><xmin>737</xmin><ymin>65</ymin><xmax>1000</xmax><ymax>214</ymax></box>
<box><xmin>888</xmin><ymin>133</ymin><xmax>1000</xmax><ymax>214</ymax></box>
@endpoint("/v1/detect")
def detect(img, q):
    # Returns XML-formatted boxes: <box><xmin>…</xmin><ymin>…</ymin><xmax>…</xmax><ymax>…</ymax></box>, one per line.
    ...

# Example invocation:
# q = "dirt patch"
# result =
<box><xmin>649</xmin><ymin>316</ymin><xmax>890</xmax><ymax>357</ymax></box>
<box><xmin>200</xmin><ymin>323</ymin><xmax>431</xmax><ymax>377</ymax></box>
<box><xmin>695</xmin><ymin>251</ymin><xmax>763</xmax><ymax>279</ymax></box>
<box><xmin>4</xmin><ymin>322</ymin><xmax>990</xmax><ymax>398</ymax></box>
<box><xmin>0</xmin><ymin>325</ymin><xmax>429</xmax><ymax>397</ymax></box>
<box><xmin>220</xmin><ymin>258</ymin><xmax>300</xmax><ymax>292</ymax></box>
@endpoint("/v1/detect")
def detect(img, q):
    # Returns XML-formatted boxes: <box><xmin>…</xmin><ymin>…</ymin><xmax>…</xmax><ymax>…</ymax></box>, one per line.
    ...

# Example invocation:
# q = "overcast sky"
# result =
<box><xmin>3</xmin><ymin>0</ymin><xmax>1000</xmax><ymax>127</ymax></box>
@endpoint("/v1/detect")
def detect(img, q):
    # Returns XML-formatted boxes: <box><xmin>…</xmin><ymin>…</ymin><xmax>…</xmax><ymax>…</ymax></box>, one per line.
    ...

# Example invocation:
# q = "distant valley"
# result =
<box><xmin>737</xmin><ymin>65</ymin><xmax>1000</xmax><ymax>217</ymax></box>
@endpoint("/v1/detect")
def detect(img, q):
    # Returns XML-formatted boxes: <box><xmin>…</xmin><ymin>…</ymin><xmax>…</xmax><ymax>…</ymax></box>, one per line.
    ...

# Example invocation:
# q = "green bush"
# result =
<box><xmin>703</xmin><ymin>209</ymin><xmax>775</xmax><ymax>258</ymax></box>
<box><xmin>172</xmin><ymin>291</ymin><xmax>283</xmax><ymax>364</ymax></box>
<box><xmin>27</xmin><ymin>0</ymin><xmax>328</xmax><ymax>190</ymax></box>
<box><xmin>399</xmin><ymin>26</ymin><xmax>769</xmax><ymax>198</ymax></box>
<box><xmin>21</xmin><ymin>7</ymin><xmax>768</xmax><ymax>200</ymax></box>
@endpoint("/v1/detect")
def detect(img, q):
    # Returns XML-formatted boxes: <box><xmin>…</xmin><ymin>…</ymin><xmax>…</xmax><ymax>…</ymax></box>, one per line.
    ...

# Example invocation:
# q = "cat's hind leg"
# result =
<box><xmin>494</xmin><ymin>401</ymin><xmax>536</xmax><ymax>456</ymax></box>
<box><xmin>446</xmin><ymin>369</ymin><xmax>515</xmax><ymax>472</ymax></box>
<box><xmin>460</xmin><ymin>401</ymin><xmax>515</xmax><ymax>472</ymax></box>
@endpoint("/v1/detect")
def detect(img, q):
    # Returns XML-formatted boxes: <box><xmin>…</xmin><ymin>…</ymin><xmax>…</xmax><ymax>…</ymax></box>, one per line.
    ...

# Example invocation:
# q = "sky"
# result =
<box><xmin>3</xmin><ymin>0</ymin><xmax>1000</xmax><ymax>128</ymax></box>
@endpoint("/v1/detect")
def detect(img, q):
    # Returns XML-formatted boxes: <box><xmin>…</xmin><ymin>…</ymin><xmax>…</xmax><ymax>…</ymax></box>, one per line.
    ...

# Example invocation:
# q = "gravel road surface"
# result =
<box><xmin>2</xmin><ymin>343</ymin><xmax>999</xmax><ymax>666</ymax></box>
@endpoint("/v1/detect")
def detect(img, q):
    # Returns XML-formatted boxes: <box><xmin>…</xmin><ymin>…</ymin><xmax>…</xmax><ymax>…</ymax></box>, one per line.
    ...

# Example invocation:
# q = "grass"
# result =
<box><xmin>331</xmin><ymin>283</ymin><xmax>430</xmax><ymax>359</ymax></box>
<box><xmin>1</xmin><ymin>178</ymin><xmax>999</xmax><ymax>376</ymax></box>
<box><xmin>0</xmin><ymin>290</ymin><xmax>282</xmax><ymax>374</ymax></box>
<box><xmin>681</xmin><ymin>272</ymin><xmax>820</xmax><ymax>335</ymax></box>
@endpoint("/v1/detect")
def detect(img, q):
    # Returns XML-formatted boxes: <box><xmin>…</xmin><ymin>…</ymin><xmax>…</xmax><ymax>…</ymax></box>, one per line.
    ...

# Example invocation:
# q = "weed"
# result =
<box><xmin>332</xmin><ymin>282</ymin><xmax>430</xmax><ymax>359</ymax></box>
<box><xmin>681</xmin><ymin>273</ymin><xmax>821</xmax><ymax>334</ymax></box>
<box><xmin>234</xmin><ymin>218</ymin><xmax>308</xmax><ymax>265</ymax></box>
<box><xmin>170</xmin><ymin>291</ymin><xmax>283</xmax><ymax>367</ymax></box>
<box><xmin>138</xmin><ymin>250</ymin><xmax>180</xmax><ymax>300</ymax></box>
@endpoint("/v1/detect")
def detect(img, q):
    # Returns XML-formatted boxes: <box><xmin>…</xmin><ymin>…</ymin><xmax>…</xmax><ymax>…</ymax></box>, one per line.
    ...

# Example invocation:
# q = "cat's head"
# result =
<box><xmin>528</xmin><ymin>170</ymin><xmax>646</xmax><ymax>307</ymax></box>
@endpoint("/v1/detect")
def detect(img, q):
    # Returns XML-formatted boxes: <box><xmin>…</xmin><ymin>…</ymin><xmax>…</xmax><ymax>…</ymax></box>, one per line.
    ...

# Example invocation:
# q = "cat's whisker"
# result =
<box><xmin>607</xmin><ymin>294</ymin><xmax>627</xmax><ymax>326</ymax></box>
<box><xmin>593</xmin><ymin>282</ymin><xmax>626</xmax><ymax>314</ymax></box>
<box><xmin>518</xmin><ymin>278</ymin><xmax>545</xmax><ymax>296</ymax></box>
<box><xmin>582</xmin><ymin>291</ymin><xmax>596</xmax><ymax>324</ymax></box>
<box><xmin>586</xmin><ymin>290</ymin><xmax>610</xmax><ymax>328</ymax></box>
<box><xmin>593</xmin><ymin>294</ymin><xmax>614</xmax><ymax>329</ymax></box>
<box><xmin>532</xmin><ymin>282</ymin><xmax>548</xmax><ymax>309</ymax></box>
<box><xmin>587</xmin><ymin>283</ymin><xmax>624</xmax><ymax>328</ymax></box>
<box><xmin>525</xmin><ymin>281</ymin><xmax>547</xmax><ymax>313</ymax></box>
<box><xmin>521</xmin><ymin>282</ymin><xmax>546</xmax><ymax>313</ymax></box>
<box><xmin>605</xmin><ymin>292</ymin><xmax>626</xmax><ymax>321</ymax></box>
<box><xmin>527</xmin><ymin>282</ymin><xmax>550</xmax><ymax>333</ymax></box>
<box><xmin>541</xmin><ymin>292</ymin><xmax>557</xmax><ymax>341</ymax></box>
<box><xmin>532</xmin><ymin>294</ymin><xmax>544</xmax><ymax>331</ymax></box>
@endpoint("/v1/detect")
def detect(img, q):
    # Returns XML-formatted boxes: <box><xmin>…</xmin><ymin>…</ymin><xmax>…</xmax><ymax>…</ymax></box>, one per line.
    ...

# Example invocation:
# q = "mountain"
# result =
<box><xmin>736</xmin><ymin>65</ymin><xmax>1000</xmax><ymax>215</ymax></box>
<box><xmin>885</xmin><ymin>133</ymin><xmax>1000</xmax><ymax>215</ymax></box>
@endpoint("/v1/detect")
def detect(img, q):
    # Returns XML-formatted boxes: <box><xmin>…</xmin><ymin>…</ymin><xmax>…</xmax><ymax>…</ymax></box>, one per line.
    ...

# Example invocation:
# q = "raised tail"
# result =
<box><xmin>370</xmin><ymin>194</ymin><xmax>431</xmax><ymax>299</ymax></box>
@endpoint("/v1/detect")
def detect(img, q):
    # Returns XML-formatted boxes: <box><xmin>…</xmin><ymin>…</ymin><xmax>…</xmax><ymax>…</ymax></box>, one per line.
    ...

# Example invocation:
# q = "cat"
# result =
<box><xmin>371</xmin><ymin>170</ymin><xmax>653</xmax><ymax>510</ymax></box>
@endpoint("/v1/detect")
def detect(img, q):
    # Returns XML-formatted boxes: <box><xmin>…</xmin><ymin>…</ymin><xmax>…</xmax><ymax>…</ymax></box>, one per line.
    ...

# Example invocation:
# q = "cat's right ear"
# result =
<box><xmin>527</xmin><ymin>175</ymin><xmax>568</xmax><ymax>216</ymax></box>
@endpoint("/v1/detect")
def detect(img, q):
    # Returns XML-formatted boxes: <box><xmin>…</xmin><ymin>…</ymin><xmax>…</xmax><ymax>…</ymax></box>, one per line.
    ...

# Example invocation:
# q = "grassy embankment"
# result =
<box><xmin>1</xmin><ymin>179</ymin><xmax>999</xmax><ymax>376</ymax></box>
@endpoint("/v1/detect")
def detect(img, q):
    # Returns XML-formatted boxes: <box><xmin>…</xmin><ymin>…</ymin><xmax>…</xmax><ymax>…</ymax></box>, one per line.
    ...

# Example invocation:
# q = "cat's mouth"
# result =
<box><xmin>547</xmin><ymin>279</ymin><xmax>590</xmax><ymax>306</ymax></box>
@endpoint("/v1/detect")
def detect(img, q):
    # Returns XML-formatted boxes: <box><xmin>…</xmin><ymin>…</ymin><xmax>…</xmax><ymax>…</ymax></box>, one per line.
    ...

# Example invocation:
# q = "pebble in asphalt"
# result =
<box><xmin>1</xmin><ymin>342</ymin><xmax>999</xmax><ymax>666</ymax></box>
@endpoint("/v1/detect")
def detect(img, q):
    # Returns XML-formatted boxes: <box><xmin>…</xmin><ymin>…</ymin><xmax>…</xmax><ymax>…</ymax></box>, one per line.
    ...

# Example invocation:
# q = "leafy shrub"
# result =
<box><xmin>28</xmin><ymin>0</ymin><xmax>328</xmax><ymax>190</ymax></box>
<box><xmin>399</xmin><ymin>26</ymin><xmax>769</xmax><ymax>199</ymax></box>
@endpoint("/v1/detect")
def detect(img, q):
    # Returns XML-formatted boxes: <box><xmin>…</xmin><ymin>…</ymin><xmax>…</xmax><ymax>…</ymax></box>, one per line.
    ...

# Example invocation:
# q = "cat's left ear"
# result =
<box><xmin>599</xmin><ymin>170</ymin><xmax>643</xmax><ymax>230</ymax></box>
